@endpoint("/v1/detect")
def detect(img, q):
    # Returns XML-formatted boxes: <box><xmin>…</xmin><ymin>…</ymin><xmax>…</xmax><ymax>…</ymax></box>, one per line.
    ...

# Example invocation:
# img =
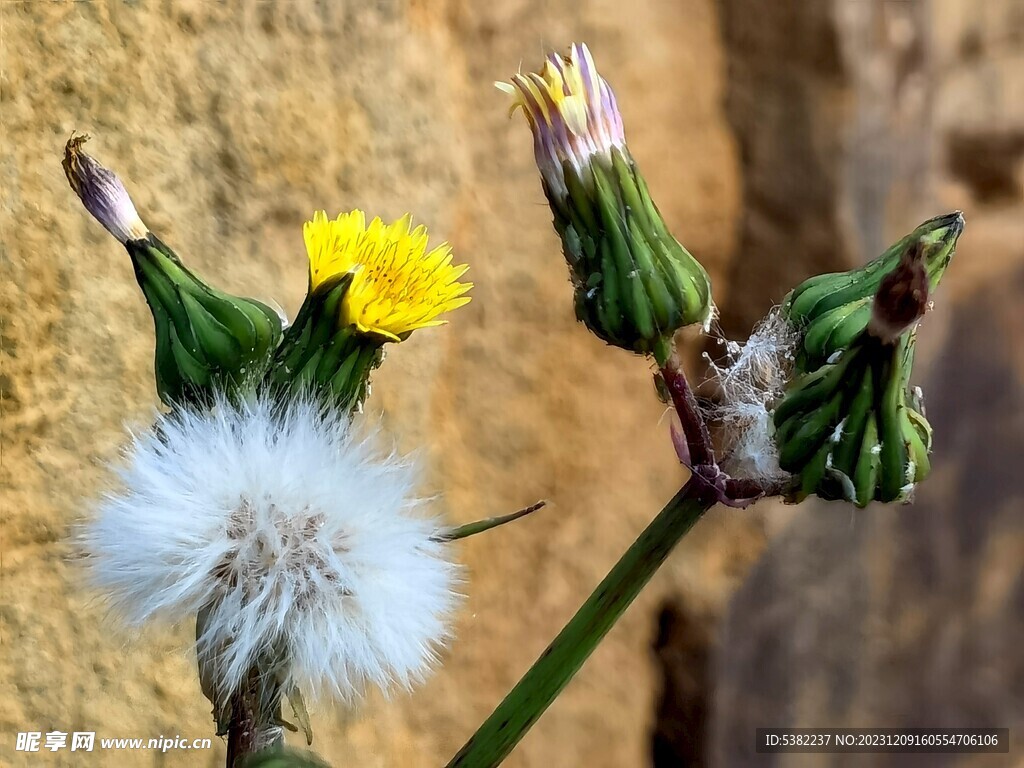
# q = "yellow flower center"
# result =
<box><xmin>304</xmin><ymin>210</ymin><xmax>472</xmax><ymax>341</ymax></box>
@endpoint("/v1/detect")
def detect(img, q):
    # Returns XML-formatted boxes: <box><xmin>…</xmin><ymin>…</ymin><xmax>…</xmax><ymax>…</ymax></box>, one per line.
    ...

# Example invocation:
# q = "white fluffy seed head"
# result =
<box><xmin>78</xmin><ymin>393</ymin><xmax>459</xmax><ymax>704</ymax></box>
<box><xmin>705</xmin><ymin>308</ymin><xmax>800</xmax><ymax>482</ymax></box>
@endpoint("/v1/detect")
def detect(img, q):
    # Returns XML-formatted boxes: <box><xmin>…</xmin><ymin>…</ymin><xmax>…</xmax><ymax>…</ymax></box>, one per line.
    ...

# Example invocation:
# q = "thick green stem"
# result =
<box><xmin>446</xmin><ymin>479</ymin><xmax>716</xmax><ymax>768</ymax></box>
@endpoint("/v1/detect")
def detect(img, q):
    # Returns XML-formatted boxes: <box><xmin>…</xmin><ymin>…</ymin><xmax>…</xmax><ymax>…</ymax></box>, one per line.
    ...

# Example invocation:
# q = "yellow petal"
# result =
<box><xmin>302</xmin><ymin>209</ymin><xmax>472</xmax><ymax>340</ymax></box>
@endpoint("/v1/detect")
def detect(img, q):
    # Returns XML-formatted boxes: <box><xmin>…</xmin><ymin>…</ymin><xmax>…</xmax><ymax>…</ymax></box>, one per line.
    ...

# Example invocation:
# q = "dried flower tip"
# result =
<box><xmin>63</xmin><ymin>133</ymin><xmax>148</xmax><ymax>243</ymax></box>
<box><xmin>868</xmin><ymin>241</ymin><xmax>930</xmax><ymax>343</ymax></box>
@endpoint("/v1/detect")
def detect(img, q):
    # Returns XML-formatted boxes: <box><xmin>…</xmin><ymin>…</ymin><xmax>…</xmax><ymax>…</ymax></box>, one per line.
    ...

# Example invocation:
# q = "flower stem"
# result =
<box><xmin>660</xmin><ymin>353</ymin><xmax>714</xmax><ymax>468</ymax></box>
<box><xmin>445</xmin><ymin>478</ymin><xmax>716</xmax><ymax>768</ymax></box>
<box><xmin>225</xmin><ymin>667</ymin><xmax>284</xmax><ymax>767</ymax></box>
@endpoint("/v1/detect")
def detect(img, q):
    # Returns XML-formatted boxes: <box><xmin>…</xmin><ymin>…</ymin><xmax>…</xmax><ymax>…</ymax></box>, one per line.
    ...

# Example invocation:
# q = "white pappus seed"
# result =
<box><xmin>78</xmin><ymin>393</ymin><xmax>460</xmax><ymax>704</ymax></box>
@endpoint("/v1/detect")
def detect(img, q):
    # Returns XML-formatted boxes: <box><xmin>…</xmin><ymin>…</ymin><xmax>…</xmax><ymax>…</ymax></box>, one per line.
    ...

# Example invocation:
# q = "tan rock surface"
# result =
<box><xmin>1</xmin><ymin>2</ymin><xmax>751</xmax><ymax>766</ymax></box>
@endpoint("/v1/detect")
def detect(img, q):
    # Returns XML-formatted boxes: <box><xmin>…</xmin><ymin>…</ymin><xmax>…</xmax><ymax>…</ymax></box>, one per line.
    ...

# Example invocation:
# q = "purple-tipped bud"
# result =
<box><xmin>499</xmin><ymin>44</ymin><xmax>713</xmax><ymax>355</ymax></box>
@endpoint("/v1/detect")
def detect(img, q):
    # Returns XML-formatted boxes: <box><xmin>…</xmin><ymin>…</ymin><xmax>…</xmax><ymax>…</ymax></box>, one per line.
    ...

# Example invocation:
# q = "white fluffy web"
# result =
<box><xmin>703</xmin><ymin>308</ymin><xmax>800</xmax><ymax>482</ymax></box>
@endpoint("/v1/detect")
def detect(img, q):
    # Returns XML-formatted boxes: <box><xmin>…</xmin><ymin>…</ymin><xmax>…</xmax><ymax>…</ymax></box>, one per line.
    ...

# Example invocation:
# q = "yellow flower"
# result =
<box><xmin>497</xmin><ymin>42</ymin><xmax>626</xmax><ymax>202</ymax></box>
<box><xmin>303</xmin><ymin>210</ymin><xmax>472</xmax><ymax>342</ymax></box>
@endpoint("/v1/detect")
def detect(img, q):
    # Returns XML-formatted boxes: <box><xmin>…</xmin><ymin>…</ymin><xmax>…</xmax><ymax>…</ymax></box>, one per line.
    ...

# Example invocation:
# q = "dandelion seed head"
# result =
<box><xmin>78</xmin><ymin>393</ymin><xmax>459</xmax><ymax>704</ymax></box>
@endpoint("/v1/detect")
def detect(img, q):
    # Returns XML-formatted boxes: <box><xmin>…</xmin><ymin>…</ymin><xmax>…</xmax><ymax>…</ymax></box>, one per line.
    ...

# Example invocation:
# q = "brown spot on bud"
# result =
<box><xmin>868</xmin><ymin>241</ymin><xmax>930</xmax><ymax>343</ymax></box>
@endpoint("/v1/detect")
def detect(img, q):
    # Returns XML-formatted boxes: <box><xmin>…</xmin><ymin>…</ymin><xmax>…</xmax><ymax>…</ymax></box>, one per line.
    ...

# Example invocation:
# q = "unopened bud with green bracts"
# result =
<box><xmin>772</xmin><ymin>212</ymin><xmax>963</xmax><ymax>506</ymax></box>
<box><xmin>126</xmin><ymin>235</ymin><xmax>284</xmax><ymax>406</ymax></box>
<box><xmin>63</xmin><ymin>135</ymin><xmax>283</xmax><ymax>407</ymax></box>
<box><xmin>500</xmin><ymin>44</ymin><xmax>712</xmax><ymax>357</ymax></box>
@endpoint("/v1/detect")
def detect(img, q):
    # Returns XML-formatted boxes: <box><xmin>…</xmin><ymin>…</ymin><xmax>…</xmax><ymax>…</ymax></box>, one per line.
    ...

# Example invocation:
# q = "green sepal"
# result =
<box><xmin>876</xmin><ymin>338</ymin><xmax>910</xmax><ymax>502</ymax></box>
<box><xmin>285</xmin><ymin>686</ymin><xmax>314</xmax><ymax>746</ymax></box>
<box><xmin>773</xmin><ymin>333</ymin><xmax>933</xmax><ymax>507</ymax></box>
<box><xmin>126</xmin><ymin>234</ymin><xmax>283</xmax><ymax>407</ymax></box>
<box><xmin>548</xmin><ymin>149</ymin><xmax>713</xmax><ymax>356</ymax></box>
<box><xmin>264</xmin><ymin>273</ymin><xmax>384</xmax><ymax>413</ymax></box>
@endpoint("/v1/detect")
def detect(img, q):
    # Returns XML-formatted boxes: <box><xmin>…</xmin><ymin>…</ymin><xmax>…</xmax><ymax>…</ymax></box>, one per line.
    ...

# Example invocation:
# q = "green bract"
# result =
<box><xmin>265</xmin><ymin>272</ymin><xmax>385</xmax><ymax>413</ymax></box>
<box><xmin>552</xmin><ymin>148</ymin><xmax>712</xmax><ymax>358</ymax></box>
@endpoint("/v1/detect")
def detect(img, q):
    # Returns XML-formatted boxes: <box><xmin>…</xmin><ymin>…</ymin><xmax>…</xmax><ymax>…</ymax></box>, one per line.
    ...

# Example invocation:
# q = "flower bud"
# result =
<box><xmin>500</xmin><ymin>44</ymin><xmax>712</xmax><ymax>358</ymax></box>
<box><xmin>770</xmin><ymin>212</ymin><xmax>964</xmax><ymax>506</ymax></box>
<box><xmin>63</xmin><ymin>136</ymin><xmax>284</xmax><ymax>406</ymax></box>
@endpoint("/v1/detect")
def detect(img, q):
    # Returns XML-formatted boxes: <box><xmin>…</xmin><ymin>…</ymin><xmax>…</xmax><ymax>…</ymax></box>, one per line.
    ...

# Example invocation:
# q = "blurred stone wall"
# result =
<box><xmin>709</xmin><ymin>2</ymin><xmax>1024</xmax><ymax>767</ymax></box>
<box><xmin>1</xmin><ymin>2</ymin><xmax>754</xmax><ymax>767</ymax></box>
